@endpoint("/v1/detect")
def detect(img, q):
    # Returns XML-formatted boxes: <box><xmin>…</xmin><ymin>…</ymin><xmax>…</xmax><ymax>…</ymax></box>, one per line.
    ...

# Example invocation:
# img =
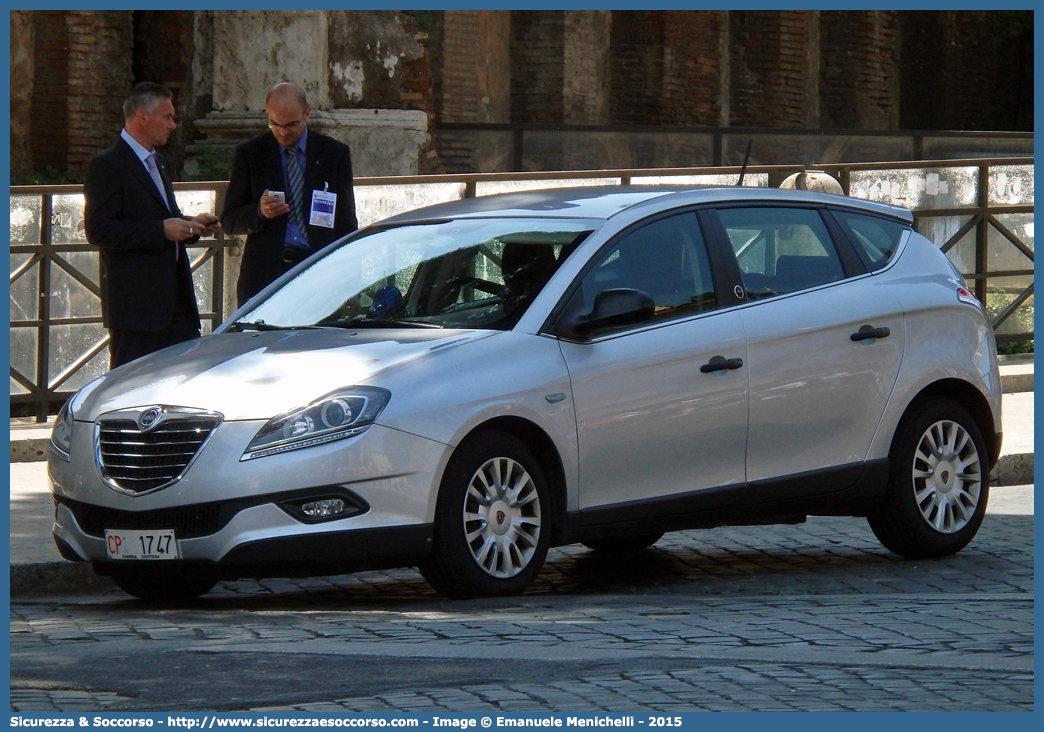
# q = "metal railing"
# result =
<box><xmin>10</xmin><ymin>157</ymin><xmax>1033</xmax><ymax>420</ymax></box>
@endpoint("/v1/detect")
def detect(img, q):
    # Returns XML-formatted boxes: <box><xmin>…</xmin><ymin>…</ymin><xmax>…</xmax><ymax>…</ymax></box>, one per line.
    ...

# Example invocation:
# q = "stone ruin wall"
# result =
<box><xmin>9</xmin><ymin>10</ymin><xmax>1028</xmax><ymax>181</ymax></box>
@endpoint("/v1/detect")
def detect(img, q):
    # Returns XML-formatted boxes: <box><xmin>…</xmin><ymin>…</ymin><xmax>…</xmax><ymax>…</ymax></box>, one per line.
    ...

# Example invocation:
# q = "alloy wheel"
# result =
<box><xmin>463</xmin><ymin>456</ymin><xmax>543</xmax><ymax>578</ymax></box>
<box><xmin>911</xmin><ymin>418</ymin><xmax>982</xmax><ymax>534</ymax></box>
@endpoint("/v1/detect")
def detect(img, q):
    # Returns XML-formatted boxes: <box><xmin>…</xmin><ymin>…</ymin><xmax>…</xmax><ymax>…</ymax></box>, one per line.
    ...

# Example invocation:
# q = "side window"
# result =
<box><xmin>834</xmin><ymin>211</ymin><xmax>906</xmax><ymax>271</ymax></box>
<box><xmin>718</xmin><ymin>207</ymin><xmax>845</xmax><ymax>299</ymax></box>
<box><xmin>575</xmin><ymin>212</ymin><xmax>716</xmax><ymax>328</ymax></box>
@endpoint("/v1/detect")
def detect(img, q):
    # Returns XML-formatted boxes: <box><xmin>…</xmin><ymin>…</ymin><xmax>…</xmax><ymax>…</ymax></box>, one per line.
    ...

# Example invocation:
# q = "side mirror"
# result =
<box><xmin>558</xmin><ymin>288</ymin><xmax>655</xmax><ymax>340</ymax></box>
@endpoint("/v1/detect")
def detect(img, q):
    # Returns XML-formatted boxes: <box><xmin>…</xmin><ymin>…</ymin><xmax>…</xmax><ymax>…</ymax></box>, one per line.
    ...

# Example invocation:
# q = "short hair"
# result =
<box><xmin>265</xmin><ymin>82</ymin><xmax>308</xmax><ymax>110</ymax></box>
<box><xmin>123</xmin><ymin>82</ymin><xmax>173</xmax><ymax>120</ymax></box>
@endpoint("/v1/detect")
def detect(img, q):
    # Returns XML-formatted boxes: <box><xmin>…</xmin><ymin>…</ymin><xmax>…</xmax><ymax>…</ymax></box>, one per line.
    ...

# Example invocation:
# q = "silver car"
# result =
<box><xmin>48</xmin><ymin>186</ymin><xmax>1002</xmax><ymax>602</ymax></box>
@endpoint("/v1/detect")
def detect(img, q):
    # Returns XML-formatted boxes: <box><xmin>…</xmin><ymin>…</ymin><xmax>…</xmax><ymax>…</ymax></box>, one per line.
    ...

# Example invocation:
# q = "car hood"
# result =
<box><xmin>72</xmin><ymin>328</ymin><xmax>497</xmax><ymax>422</ymax></box>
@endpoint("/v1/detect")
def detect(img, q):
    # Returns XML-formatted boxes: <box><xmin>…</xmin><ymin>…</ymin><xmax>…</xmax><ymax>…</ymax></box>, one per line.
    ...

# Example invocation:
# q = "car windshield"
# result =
<box><xmin>237</xmin><ymin>218</ymin><xmax>593</xmax><ymax>330</ymax></box>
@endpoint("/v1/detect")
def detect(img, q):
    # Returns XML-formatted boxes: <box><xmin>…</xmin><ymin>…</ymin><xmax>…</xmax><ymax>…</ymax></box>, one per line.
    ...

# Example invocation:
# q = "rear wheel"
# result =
<box><xmin>868</xmin><ymin>398</ymin><xmax>989</xmax><ymax>558</ymax></box>
<box><xmin>106</xmin><ymin>564</ymin><xmax>217</xmax><ymax>603</ymax></box>
<box><xmin>421</xmin><ymin>431</ymin><xmax>551</xmax><ymax>599</ymax></box>
<box><xmin>582</xmin><ymin>533</ymin><xmax>664</xmax><ymax>552</ymax></box>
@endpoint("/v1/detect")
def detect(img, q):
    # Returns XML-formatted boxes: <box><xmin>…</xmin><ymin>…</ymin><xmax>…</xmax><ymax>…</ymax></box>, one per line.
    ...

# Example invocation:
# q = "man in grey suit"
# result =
<box><xmin>84</xmin><ymin>82</ymin><xmax>221</xmax><ymax>369</ymax></box>
<box><xmin>221</xmin><ymin>82</ymin><xmax>357</xmax><ymax>307</ymax></box>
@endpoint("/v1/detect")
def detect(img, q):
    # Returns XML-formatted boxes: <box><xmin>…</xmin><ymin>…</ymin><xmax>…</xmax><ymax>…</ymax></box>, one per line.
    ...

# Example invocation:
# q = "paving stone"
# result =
<box><xmin>10</xmin><ymin>511</ymin><xmax>1035</xmax><ymax>713</ymax></box>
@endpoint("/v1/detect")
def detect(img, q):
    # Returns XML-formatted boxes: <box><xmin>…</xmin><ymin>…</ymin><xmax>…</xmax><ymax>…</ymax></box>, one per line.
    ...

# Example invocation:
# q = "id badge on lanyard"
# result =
<box><xmin>310</xmin><ymin>188</ymin><xmax>337</xmax><ymax>228</ymax></box>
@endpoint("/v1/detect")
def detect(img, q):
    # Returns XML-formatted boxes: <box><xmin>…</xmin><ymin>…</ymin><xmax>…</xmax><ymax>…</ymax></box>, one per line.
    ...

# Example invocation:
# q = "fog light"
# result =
<box><xmin>300</xmin><ymin>498</ymin><xmax>346</xmax><ymax>518</ymax></box>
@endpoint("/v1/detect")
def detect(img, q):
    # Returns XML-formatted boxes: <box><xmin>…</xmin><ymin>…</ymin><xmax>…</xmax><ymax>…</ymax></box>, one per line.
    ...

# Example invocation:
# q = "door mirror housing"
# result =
<box><xmin>557</xmin><ymin>288</ymin><xmax>656</xmax><ymax>340</ymax></box>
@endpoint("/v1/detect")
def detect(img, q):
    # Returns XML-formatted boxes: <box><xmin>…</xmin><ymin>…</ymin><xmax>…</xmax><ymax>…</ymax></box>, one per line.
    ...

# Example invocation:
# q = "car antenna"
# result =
<box><xmin>737</xmin><ymin>139</ymin><xmax>753</xmax><ymax>186</ymax></box>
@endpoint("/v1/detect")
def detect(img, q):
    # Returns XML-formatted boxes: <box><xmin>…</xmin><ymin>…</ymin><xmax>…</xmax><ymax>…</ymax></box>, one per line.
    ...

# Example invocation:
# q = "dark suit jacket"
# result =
<box><xmin>221</xmin><ymin>130</ymin><xmax>358</xmax><ymax>306</ymax></box>
<box><xmin>83</xmin><ymin>137</ymin><xmax>201</xmax><ymax>332</ymax></box>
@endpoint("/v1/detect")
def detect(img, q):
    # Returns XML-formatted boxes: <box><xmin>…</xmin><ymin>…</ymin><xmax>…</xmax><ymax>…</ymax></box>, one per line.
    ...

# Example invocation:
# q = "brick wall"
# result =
<box><xmin>438</xmin><ymin>10</ymin><xmax>512</xmax><ymax>172</ymax></box>
<box><xmin>899</xmin><ymin>10</ymin><xmax>1000</xmax><ymax>130</ymax></box>
<box><xmin>609</xmin><ymin>11</ymin><xmax>665</xmax><ymax>125</ymax></box>
<box><xmin>11</xmin><ymin>10</ymin><xmax>34</xmax><ymax>177</ymax></box>
<box><xmin>662</xmin><ymin>10</ymin><xmax>727</xmax><ymax>126</ymax></box>
<box><xmin>511</xmin><ymin>11</ymin><xmax>565</xmax><ymax>124</ymax></box>
<box><xmin>511</xmin><ymin>10</ymin><xmax>616</xmax><ymax>125</ymax></box>
<box><xmin>133</xmin><ymin>11</ymin><xmax>194</xmax><ymax>99</ymax></box>
<box><xmin>133</xmin><ymin>11</ymin><xmax>197</xmax><ymax>175</ymax></box>
<box><xmin>30</xmin><ymin>10</ymin><xmax>133</xmax><ymax>177</ymax></box>
<box><xmin>440</xmin><ymin>10</ymin><xmax>510</xmax><ymax>124</ymax></box>
<box><xmin>729</xmin><ymin>10</ymin><xmax>818</xmax><ymax>128</ymax></box>
<box><xmin>820</xmin><ymin>11</ymin><xmax>899</xmax><ymax>129</ymax></box>
<box><xmin>396</xmin><ymin>11</ymin><xmax>442</xmax><ymax>173</ymax></box>
<box><xmin>15</xmin><ymin>10</ymin><xmax>1032</xmax><ymax>180</ymax></box>
<box><xmin>562</xmin><ymin>10</ymin><xmax>611</xmax><ymax>124</ymax></box>
<box><xmin>437</xmin><ymin>9</ymin><xmax>475</xmax><ymax>124</ymax></box>
<box><xmin>395</xmin><ymin>12</ymin><xmax>438</xmax><ymax>119</ymax></box>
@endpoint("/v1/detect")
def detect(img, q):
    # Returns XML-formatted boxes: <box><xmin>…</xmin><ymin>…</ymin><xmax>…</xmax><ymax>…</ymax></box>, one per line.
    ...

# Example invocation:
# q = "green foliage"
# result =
<box><xmin>401</xmin><ymin>10</ymin><xmax>440</xmax><ymax>41</ymax></box>
<box><xmin>11</xmin><ymin>166</ymin><xmax>81</xmax><ymax>186</ymax></box>
<box><xmin>988</xmin><ymin>10</ymin><xmax>1033</xmax><ymax>45</ymax></box>
<box><xmin>985</xmin><ymin>286</ymin><xmax>1034</xmax><ymax>340</ymax></box>
<box><xmin>997</xmin><ymin>340</ymin><xmax>1033</xmax><ymax>356</ymax></box>
<box><xmin>182</xmin><ymin>146</ymin><xmax>236</xmax><ymax>182</ymax></box>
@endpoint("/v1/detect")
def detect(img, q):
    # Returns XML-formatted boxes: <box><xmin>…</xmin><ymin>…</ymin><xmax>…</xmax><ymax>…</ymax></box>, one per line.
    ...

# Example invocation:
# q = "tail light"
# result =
<box><xmin>957</xmin><ymin>287</ymin><xmax>984</xmax><ymax>312</ymax></box>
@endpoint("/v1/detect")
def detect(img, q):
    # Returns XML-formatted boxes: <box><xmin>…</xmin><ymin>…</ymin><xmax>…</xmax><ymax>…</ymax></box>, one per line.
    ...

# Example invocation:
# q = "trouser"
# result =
<box><xmin>108</xmin><ymin>309</ymin><xmax>201</xmax><ymax>370</ymax></box>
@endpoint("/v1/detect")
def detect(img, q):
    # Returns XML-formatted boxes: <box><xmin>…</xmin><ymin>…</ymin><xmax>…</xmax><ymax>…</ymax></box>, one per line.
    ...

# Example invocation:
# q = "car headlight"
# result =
<box><xmin>50</xmin><ymin>400</ymin><xmax>74</xmax><ymax>461</ymax></box>
<box><xmin>241</xmin><ymin>386</ymin><xmax>391</xmax><ymax>461</ymax></box>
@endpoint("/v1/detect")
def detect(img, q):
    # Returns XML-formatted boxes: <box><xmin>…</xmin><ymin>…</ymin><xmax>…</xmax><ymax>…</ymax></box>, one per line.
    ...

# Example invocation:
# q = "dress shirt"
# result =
<box><xmin>120</xmin><ymin>128</ymin><xmax>170</xmax><ymax>210</ymax></box>
<box><xmin>279</xmin><ymin>127</ymin><xmax>309</xmax><ymax>250</ymax></box>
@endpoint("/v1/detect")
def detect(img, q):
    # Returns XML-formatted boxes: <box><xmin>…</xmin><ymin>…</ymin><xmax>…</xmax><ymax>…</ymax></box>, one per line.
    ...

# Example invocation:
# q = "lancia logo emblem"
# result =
<box><xmin>139</xmin><ymin>408</ymin><xmax>161</xmax><ymax>430</ymax></box>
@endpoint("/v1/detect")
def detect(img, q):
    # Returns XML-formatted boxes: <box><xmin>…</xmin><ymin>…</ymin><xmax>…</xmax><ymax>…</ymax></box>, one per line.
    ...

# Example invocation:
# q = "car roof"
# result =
<box><xmin>375</xmin><ymin>185</ymin><xmax>915</xmax><ymax>226</ymax></box>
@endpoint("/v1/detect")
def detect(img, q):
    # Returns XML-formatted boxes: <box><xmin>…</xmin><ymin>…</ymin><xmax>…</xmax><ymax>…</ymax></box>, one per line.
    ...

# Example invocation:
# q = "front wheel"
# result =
<box><xmin>420</xmin><ymin>431</ymin><xmax>551</xmax><ymax>599</ymax></box>
<box><xmin>868</xmin><ymin>398</ymin><xmax>989</xmax><ymax>559</ymax></box>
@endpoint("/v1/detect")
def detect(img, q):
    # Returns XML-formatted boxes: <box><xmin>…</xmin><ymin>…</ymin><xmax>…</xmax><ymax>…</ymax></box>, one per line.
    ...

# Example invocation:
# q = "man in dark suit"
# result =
<box><xmin>221</xmin><ymin>82</ymin><xmax>358</xmax><ymax>307</ymax></box>
<box><xmin>84</xmin><ymin>82</ymin><xmax>221</xmax><ymax>369</ymax></box>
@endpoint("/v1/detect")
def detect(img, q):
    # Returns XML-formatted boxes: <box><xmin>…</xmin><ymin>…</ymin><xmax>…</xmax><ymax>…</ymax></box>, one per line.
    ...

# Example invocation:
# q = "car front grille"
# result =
<box><xmin>95</xmin><ymin>409</ymin><xmax>222</xmax><ymax>494</ymax></box>
<box><xmin>59</xmin><ymin>495</ymin><xmax>237</xmax><ymax>539</ymax></box>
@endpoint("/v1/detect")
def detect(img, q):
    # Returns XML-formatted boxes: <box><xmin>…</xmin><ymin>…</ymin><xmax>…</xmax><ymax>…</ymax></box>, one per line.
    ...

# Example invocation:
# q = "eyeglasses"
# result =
<box><xmin>268</xmin><ymin>120</ymin><xmax>303</xmax><ymax>132</ymax></box>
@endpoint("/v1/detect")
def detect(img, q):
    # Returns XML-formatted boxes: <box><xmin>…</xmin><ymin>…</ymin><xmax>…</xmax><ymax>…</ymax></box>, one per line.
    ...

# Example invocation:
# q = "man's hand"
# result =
<box><xmin>260</xmin><ymin>189</ymin><xmax>290</xmax><ymax>220</ymax></box>
<box><xmin>164</xmin><ymin>214</ymin><xmax>221</xmax><ymax>242</ymax></box>
<box><xmin>191</xmin><ymin>213</ymin><xmax>222</xmax><ymax>236</ymax></box>
<box><xmin>164</xmin><ymin>218</ymin><xmax>198</xmax><ymax>241</ymax></box>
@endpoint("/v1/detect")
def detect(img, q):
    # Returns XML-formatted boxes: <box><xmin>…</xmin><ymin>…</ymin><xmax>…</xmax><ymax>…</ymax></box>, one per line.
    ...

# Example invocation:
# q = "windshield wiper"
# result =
<box><xmin>227</xmin><ymin>320</ymin><xmax>319</xmax><ymax>332</ymax></box>
<box><xmin>319</xmin><ymin>318</ymin><xmax>443</xmax><ymax>330</ymax></box>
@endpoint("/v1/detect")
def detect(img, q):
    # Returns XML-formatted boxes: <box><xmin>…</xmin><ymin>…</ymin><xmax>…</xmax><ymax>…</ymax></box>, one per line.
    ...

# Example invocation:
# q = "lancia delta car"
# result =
<box><xmin>49</xmin><ymin>186</ymin><xmax>1002</xmax><ymax>602</ymax></box>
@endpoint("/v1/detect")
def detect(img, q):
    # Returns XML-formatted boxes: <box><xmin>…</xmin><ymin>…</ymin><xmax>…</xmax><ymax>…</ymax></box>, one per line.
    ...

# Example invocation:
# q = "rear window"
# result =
<box><xmin>834</xmin><ymin>211</ymin><xmax>907</xmax><ymax>271</ymax></box>
<box><xmin>718</xmin><ymin>207</ymin><xmax>844</xmax><ymax>299</ymax></box>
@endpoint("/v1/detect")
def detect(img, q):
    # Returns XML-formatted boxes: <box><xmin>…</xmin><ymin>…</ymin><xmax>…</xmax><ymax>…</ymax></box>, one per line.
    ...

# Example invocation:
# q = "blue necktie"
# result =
<box><xmin>284</xmin><ymin>144</ymin><xmax>308</xmax><ymax>243</ymax></box>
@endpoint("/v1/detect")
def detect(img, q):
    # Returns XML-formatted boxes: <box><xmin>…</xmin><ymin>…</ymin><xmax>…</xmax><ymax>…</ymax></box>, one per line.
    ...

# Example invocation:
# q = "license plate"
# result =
<box><xmin>104</xmin><ymin>529</ymin><xmax>179</xmax><ymax>560</ymax></box>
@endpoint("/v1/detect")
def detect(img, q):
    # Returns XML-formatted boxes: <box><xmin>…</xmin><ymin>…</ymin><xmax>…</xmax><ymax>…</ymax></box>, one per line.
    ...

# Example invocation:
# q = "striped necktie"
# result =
<box><xmin>284</xmin><ymin>144</ymin><xmax>308</xmax><ymax>242</ymax></box>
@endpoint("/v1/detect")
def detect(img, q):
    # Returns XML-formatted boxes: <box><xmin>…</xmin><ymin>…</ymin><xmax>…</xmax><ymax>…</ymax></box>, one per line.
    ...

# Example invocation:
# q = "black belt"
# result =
<box><xmin>282</xmin><ymin>246</ymin><xmax>309</xmax><ymax>265</ymax></box>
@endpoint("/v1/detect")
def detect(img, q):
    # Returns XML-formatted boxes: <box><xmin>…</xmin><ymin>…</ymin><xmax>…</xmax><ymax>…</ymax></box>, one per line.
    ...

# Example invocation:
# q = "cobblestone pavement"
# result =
<box><xmin>10</xmin><ymin>488</ymin><xmax>1034</xmax><ymax>713</ymax></box>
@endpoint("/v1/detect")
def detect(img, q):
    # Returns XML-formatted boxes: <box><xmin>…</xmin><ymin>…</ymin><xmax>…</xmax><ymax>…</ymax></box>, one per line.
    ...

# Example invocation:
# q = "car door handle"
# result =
<box><xmin>850</xmin><ymin>325</ymin><xmax>891</xmax><ymax>342</ymax></box>
<box><xmin>700</xmin><ymin>356</ymin><xmax>744</xmax><ymax>373</ymax></box>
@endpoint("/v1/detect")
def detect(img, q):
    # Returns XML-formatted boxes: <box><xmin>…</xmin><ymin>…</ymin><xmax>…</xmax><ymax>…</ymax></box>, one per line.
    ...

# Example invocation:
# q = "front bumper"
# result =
<box><xmin>55</xmin><ymin>520</ymin><xmax>434</xmax><ymax>581</ymax></box>
<box><xmin>52</xmin><ymin>485</ymin><xmax>436</xmax><ymax>580</ymax></box>
<box><xmin>49</xmin><ymin>421</ymin><xmax>449</xmax><ymax>577</ymax></box>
